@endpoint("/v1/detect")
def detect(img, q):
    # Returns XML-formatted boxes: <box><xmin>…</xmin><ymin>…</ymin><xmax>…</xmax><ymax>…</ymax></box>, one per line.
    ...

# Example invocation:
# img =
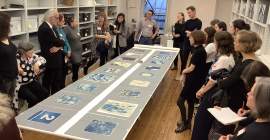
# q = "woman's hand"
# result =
<box><xmin>18</xmin><ymin>66</ymin><xmax>24</xmax><ymax>76</ymax></box>
<box><xmin>237</xmin><ymin>108</ymin><xmax>250</xmax><ymax>117</ymax></box>
<box><xmin>33</xmin><ymin>63</ymin><xmax>40</xmax><ymax>76</ymax></box>
<box><xmin>196</xmin><ymin>88</ymin><xmax>205</xmax><ymax>99</ymax></box>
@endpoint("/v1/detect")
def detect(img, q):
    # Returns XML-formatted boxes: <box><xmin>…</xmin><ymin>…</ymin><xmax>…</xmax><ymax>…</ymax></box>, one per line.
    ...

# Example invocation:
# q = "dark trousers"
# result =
<box><xmin>0</xmin><ymin>78</ymin><xmax>16</xmax><ymax>97</ymax></box>
<box><xmin>43</xmin><ymin>68</ymin><xmax>63</xmax><ymax>94</ymax></box>
<box><xmin>72</xmin><ymin>63</ymin><xmax>80</xmax><ymax>82</ymax></box>
<box><xmin>96</xmin><ymin>41</ymin><xmax>109</xmax><ymax>66</ymax></box>
<box><xmin>18</xmin><ymin>80</ymin><xmax>49</xmax><ymax>108</ymax></box>
<box><xmin>139</xmin><ymin>36</ymin><xmax>153</xmax><ymax>45</ymax></box>
<box><xmin>61</xmin><ymin>62</ymin><xmax>68</xmax><ymax>89</ymax></box>
<box><xmin>177</xmin><ymin>97</ymin><xmax>194</xmax><ymax>124</ymax></box>
<box><xmin>181</xmin><ymin>40</ymin><xmax>191</xmax><ymax>72</ymax></box>
<box><xmin>191</xmin><ymin>86</ymin><xmax>219</xmax><ymax>140</ymax></box>
<box><xmin>113</xmin><ymin>46</ymin><xmax>128</xmax><ymax>59</ymax></box>
<box><xmin>84</xmin><ymin>56</ymin><xmax>98</xmax><ymax>75</ymax></box>
<box><xmin>173</xmin><ymin>41</ymin><xmax>185</xmax><ymax>67</ymax></box>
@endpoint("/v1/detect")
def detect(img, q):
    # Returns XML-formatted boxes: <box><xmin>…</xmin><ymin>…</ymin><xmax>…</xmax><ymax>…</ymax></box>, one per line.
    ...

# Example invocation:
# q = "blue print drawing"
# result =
<box><xmin>120</xmin><ymin>89</ymin><xmax>141</xmax><ymax>97</ymax></box>
<box><xmin>84</xmin><ymin>73</ymin><xmax>115</xmax><ymax>83</ymax></box>
<box><xmin>97</xmin><ymin>100</ymin><xmax>138</xmax><ymax>118</ymax></box>
<box><xmin>145</xmin><ymin>66</ymin><xmax>161</xmax><ymax>71</ymax></box>
<box><xmin>28</xmin><ymin>110</ymin><xmax>61</xmax><ymax>124</ymax></box>
<box><xmin>104</xmin><ymin>68</ymin><xmax>121</xmax><ymax>74</ymax></box>
<box><xmin>56</xmin><ymin>95</ymin><xmax>80</xmax><ymax>105</ymax></box>
<box><xmin>84</xmin><ymin>120</ymin><xmax>117</xmax><ymax>136</ymax></box>
<box><xmin>151</xmin><ymin>59</ymin><xmax>164</xmax><ymax>65</ymax></box>
<box><xmin>77</xmin><ymin>83</ymin><xmax>97</xmax><ymax>92</ymax></box>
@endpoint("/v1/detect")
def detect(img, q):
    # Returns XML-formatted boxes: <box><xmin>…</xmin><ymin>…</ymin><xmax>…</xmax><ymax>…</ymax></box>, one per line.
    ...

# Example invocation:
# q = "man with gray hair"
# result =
<box><xmin>38</xmin><ymin>9</ymin><xmax>65</xmax><ymax>94</ymax></box>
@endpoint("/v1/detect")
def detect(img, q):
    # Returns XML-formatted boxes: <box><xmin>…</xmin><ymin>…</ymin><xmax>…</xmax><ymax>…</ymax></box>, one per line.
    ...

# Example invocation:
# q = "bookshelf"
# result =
<box><xmin>232</xmin><ymin>0</ymin><xmax>270</xmax><ymax>54</ymax></box>
<box><xmin>232</xmin><ymin>0</ymin><xmax>270</xmax><ymax>67</ymax></box>
<box><xmin>0</xmin><ymin>0</ymin><xmax>118</xmax><ymax>55</ymax></box>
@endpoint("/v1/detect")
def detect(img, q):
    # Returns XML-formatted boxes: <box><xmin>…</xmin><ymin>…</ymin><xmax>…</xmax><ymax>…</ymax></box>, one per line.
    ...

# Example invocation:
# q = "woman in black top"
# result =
<box><xmin>171</xmin><ymin>12</ymin><xmax>185</xmax><ymax>70</ymax></box>
<box><xmin>176</xmin><ymin>30</ymin><xmax>208</xmax><ymax>133</ymax></box>
<box><xmin>219</xmin><ymin>77</ymin><xmax>270</xmax><ymax>140</ymax></box>
<box><xmin>0</xmin><ymin>12</ymin><xmax>18</xmax><ymax>97</ymax></box>
<box><xmin>209</xmin><ymin>30</ymin><xmax>262</xmax><ymax>138</ymax></box>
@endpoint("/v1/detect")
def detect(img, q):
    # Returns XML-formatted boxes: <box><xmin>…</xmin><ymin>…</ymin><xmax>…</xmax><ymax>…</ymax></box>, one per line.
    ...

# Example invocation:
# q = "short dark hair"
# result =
<box><xmin>190</xmin><ymin>30</ymin><xmax>206</xmax><ymax>45</ymax></box>
<box><xmin>204</xmin><ymin>26</ymin><xmax>216</xmax><ymax>45</ymax></box>
<box><xmin>214</xmin><ymin>31</ymin><xmax>234</xmax><ymax>56</ymax></box>
<box><xmin>114</xmin><ymin>13</ymin><xmax>125</xmax><ymax>26</ymax></box>
<box><xmin>217</xmin><ymin>21</ymin><xmax>227</xmax><ymax>31</ymax></box>
<box><xmin>210</xmin><ymin>19</ymin><xmax>220</xmax><ymax>26</ymax></box>
<box><xmin>148</xmin><ymin>10</ymin><xmax>154</xmax><ymax>15</ymax></box>
<box><xmin>233</xmin><ymin>19</ymin><xmax>250</xmax><ymax>31</ymax></box>
<box><xmin>0</xmin><ymin>12</ymin><xmax>11</xmax><ymax>40</ymax></box>
<box><xmin>241</xmin><ymin>61</ymin><xmax>270</xmax><ymax>91</ymax></box>
<box><xmin>186</xmin><ymin>6</ymin><xmax>196</xmax><ymax>11</ymax></box>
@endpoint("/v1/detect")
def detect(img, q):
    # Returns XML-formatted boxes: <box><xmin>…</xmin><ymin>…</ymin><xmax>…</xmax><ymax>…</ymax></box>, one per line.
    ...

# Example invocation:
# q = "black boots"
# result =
<box><xmin>175</xmin><ymin>120</ymin><xmax>191</xmax><ymax>133</ymax></box>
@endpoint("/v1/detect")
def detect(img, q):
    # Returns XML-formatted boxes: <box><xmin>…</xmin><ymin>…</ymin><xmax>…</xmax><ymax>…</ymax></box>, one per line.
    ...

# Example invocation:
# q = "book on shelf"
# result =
<box><xmin>208</xmin><ymin>107</ymin><xmax>246</xmax><ymax>125</ymax></box>
<box><xmin>257</xmin><ymin>3</ymin><xmax>267</xmax><ymax>23</ymax></box>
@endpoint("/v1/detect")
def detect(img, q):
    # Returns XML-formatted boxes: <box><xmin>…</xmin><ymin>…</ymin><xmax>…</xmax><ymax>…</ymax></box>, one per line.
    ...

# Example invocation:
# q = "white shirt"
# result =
<box><xmin>210</xmin><ymin>54</ymin><xmax>235</xmax><ymax>82</ymax></box>
<box><xmin>46</xmin><ymin>21</ymin><xmax>53</xmax><ymax>29</ymax></box>
<box><xmin>205</xmin><ymin>43</ymin><xmax>217</xmax><ymax>63</ymax></box>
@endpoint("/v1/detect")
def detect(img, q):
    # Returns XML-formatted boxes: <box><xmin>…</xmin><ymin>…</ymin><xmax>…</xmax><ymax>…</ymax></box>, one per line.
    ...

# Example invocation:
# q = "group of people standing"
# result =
<box><xmin>171</xmin><ymin>5</ymin><xmax>270</xmax><ymax>140</ymax></box>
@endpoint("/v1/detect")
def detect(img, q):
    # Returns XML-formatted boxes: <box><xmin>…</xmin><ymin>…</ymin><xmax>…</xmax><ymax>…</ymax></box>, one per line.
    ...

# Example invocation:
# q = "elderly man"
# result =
<box><xmin>38</xmin><ymin>9</ymin><xmax>64</xmax><ymax>94</ymax></box>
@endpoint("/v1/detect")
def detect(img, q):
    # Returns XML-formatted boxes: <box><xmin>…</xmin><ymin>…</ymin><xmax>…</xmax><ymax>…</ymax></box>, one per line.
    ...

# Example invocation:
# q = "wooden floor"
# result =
<box><xmin>21</xmin><ymin>69</ymin><xmax>191</xmax><ymax>140</ymax></box>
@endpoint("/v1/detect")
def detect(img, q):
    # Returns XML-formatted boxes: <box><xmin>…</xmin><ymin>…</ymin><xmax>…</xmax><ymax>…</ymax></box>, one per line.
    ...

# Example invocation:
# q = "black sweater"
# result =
<box><xmin>0</xmin><ymin>40</ymin><xmax>18</xmax><ymax>80</ymax></box>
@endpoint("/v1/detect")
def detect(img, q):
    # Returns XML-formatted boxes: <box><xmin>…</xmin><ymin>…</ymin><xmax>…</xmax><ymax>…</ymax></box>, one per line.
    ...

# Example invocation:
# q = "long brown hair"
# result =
<box><xmin>98</xmin><ymin>12</ymin><xmax>108</xmax><ymax>32</ymax></box>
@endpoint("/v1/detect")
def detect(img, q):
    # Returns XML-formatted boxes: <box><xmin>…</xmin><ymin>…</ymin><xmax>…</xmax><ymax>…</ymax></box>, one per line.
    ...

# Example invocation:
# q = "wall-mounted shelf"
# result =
<box><xmin>232</xmin><ymin>0</ymin><xmax>270</xmax><ymax>54</ymax></box>
<box><xmin>1</xmin><ymin>0</ymin><xmax>118</xmax><ymax>55</ymax></box>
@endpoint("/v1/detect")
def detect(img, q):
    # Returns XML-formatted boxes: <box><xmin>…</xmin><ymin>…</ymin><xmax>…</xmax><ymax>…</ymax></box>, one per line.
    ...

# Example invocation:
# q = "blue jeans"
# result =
<box><xmin>139</xmin><ymin>36</ymin><xmax>153</xmax><ymax>45</ymax></box>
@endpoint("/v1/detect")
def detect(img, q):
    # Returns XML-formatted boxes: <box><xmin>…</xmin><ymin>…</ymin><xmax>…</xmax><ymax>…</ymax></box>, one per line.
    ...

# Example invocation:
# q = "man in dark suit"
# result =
<box><xmin>38</xmin><ymin>9</ymin><xmax>64</xmax><ymax>94</ymax></box>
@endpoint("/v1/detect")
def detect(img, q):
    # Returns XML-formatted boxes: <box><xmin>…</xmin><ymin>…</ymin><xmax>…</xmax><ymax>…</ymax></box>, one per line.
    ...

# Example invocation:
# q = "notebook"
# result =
<box><xmin>208</xmin><ymin>107</ymin><xmax>247</xmax><ymax>125</ymax></box>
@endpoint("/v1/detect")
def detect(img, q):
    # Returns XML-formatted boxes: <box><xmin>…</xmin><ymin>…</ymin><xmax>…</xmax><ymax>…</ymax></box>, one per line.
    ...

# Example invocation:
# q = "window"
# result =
<box><xmin>144</xmin><ymin>0</ymin><xmax>167</xmax><ymax>33</ymax></box>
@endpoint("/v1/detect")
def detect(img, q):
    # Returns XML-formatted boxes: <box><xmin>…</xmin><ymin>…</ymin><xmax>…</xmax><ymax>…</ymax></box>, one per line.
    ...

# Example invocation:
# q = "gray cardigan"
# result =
<box><xmin>64</xmin><ymin>26</ymin><xmax>82</xmax><ymax>64</ymax></box>
<box><xmin>116</xmin><ymin>23</ymin><xmax>129</xmax><ymax>47</ymax></box>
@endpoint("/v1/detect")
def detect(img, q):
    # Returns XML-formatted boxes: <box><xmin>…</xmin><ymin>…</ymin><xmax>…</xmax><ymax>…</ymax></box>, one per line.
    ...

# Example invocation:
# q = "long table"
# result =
<box><xmin>16</xmin><ymin>44</ymin><xmax>180</xmax><ymax>140</ymax></box>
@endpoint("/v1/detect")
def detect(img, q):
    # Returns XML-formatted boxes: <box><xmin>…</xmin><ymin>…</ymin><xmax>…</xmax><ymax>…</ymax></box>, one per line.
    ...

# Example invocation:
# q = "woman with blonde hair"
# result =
<box><xmin>95</xmin><ymin>12</ymin><xmax>111</xmax><ymax>66</ymax></box>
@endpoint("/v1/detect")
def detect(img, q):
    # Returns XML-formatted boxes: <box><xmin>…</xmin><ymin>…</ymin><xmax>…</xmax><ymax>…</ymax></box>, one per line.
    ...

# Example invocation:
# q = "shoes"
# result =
<box><xmin>175</xmin><ymin>121</ymin><xmax>191</xmax><ymax>133</ymax></box>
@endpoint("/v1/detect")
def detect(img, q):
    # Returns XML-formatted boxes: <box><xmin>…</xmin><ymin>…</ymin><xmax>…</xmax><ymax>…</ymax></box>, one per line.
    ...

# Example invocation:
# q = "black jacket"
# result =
<box><xmin>38</xmin><ymin>22</ymin><xmax>64</xmax><ymax>69</ymax></box>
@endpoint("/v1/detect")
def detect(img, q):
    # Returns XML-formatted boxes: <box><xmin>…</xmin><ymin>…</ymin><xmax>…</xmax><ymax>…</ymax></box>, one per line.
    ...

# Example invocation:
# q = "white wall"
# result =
<box><xmin>125</xmin><ymin>0</ymin><xmax>145</xmax><ymax>23</ymax></box>
<box><xmin>117</xmin><ymin>0</ymin><xmax>127</xmax><ymax>15</ymax></box>
<box><xmin>214</xmin><ymin>0</ymin><xmax>233</xmax><ymax>24</ymax></box>
<box><xmin>166</xmin><ymin>0</ymin><xmax>217</xmax><ymax>33</ymax></box>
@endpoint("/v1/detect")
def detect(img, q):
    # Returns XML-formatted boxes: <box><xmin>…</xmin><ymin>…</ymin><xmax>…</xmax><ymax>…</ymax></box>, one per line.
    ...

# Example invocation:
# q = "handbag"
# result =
<box><xmin>210</xmin><ymin>68</ymin><xmax>231</xmax><ymax>107</ymax></box>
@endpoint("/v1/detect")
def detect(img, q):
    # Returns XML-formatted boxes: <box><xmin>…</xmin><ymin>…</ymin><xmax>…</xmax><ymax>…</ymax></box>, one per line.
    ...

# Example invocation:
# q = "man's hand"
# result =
<box><xmin>186</xmin><ymin>31</ymin><xmax>191</xmax><ymax>37</ymax></box>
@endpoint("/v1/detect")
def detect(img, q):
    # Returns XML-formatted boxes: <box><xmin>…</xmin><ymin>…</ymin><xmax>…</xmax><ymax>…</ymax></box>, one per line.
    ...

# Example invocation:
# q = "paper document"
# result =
<box><xmin>208</xmin><ymin>107</ymin><xmax>246</xmax><ymax>125</ymax></box>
